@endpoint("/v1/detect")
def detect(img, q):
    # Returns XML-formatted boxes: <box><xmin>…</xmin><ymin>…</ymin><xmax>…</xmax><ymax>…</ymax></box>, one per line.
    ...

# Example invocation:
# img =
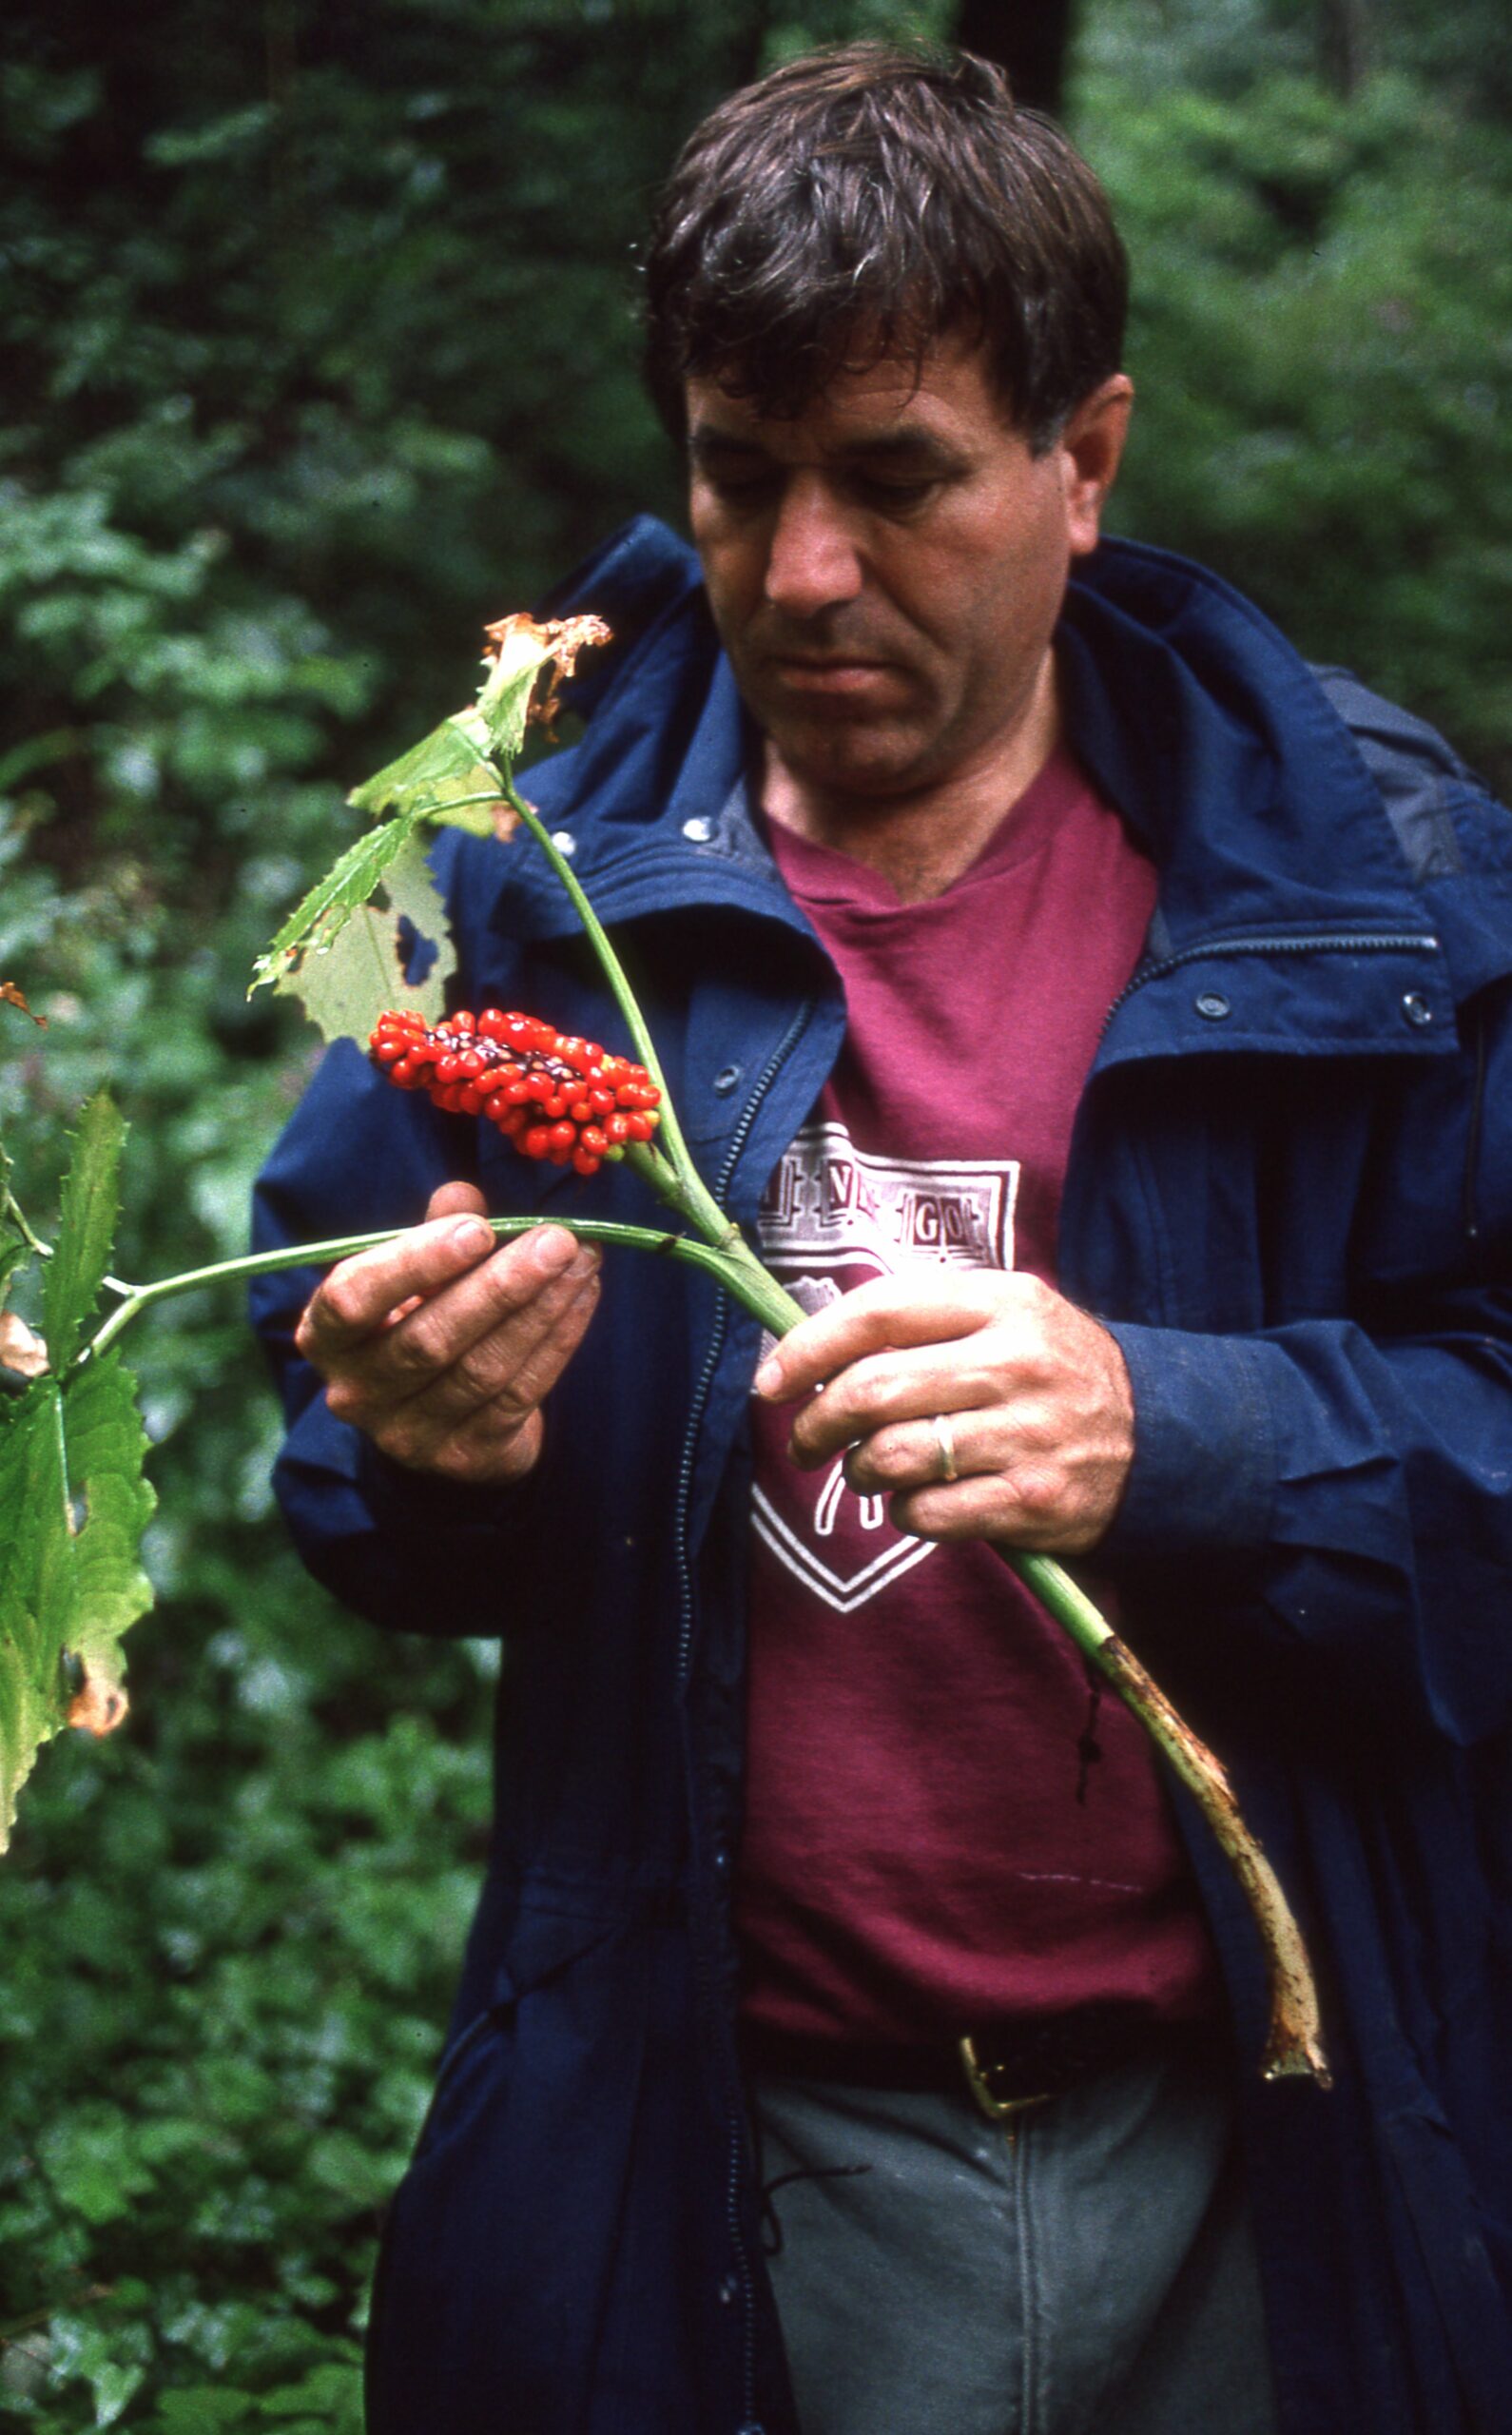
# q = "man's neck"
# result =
<box><xmin>761</xmin><ymin>660</ymin><xmax>1062</xmax><ymax>906</ymax></box>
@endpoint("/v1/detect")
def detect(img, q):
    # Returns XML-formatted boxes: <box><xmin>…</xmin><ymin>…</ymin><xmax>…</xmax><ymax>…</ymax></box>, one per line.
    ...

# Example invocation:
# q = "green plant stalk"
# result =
<box><xmin>80</xmin><ymin>1210</ymin><xmax>803</xmax><ymax>1370</ymax></box>
<box><xmin>3</xmin><ymin>1186</ymin><xmax>51</xmax><ymax>1262</ymax></box>
<box><xmin>1013</xmin><ymin>1554</ymin><xmax>1330</xmax><ymax>2084</ymax></box>
<box><xmin>497</xmin><ymin>782</ymin><xmax>730</xmax><ymax>1242</ymax></box>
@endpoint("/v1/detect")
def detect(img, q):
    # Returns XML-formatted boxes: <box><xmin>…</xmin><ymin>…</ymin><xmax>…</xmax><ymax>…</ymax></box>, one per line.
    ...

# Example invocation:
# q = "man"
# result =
<box><xmin>251</xmin><ymin>44</ymin><xmax>1512</xmax><ymax>2435</ymax></box>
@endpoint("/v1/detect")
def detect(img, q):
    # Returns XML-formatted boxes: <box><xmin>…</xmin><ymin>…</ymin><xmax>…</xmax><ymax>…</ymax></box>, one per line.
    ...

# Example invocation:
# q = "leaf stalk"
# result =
<box><xmin>499</xmin><ymin>785</ymin><xmax>730</xmax><ymax>1241</ymax></box>
<box><xmin>3</xmin><ymin>1189</ymin><xmax>50</xmax><ymax>1262</ymax></box>
<box><xmin>79</xmin><ymin>1212</ymin><xmax>804</xmax><ymax>1369</ymax></box>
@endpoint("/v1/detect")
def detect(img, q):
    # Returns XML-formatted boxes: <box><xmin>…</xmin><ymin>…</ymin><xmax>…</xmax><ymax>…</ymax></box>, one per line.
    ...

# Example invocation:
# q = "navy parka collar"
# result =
<box><xmin>500</xmin><ymin>516</ymin><xmax>1499</xmax><ymax>1062</ymax></box>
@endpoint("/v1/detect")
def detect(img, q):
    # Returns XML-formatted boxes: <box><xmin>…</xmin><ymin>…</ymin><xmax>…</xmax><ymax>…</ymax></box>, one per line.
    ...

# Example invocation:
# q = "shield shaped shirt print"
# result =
<box><xmin>752</xmin><ymin>1121</ymin><xmax>1019</xmax><ymax>1611</ymax></box>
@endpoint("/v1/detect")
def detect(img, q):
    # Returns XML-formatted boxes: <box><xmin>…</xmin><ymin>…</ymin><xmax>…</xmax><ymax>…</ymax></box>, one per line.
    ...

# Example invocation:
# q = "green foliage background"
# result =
<box><xmin>1</xmin><ymin>0</ymin><xmax>1507</xmax><ymax>2421</ymax></box>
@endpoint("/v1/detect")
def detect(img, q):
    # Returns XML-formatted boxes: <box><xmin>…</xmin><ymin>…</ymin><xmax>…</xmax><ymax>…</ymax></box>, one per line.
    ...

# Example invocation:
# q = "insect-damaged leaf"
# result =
<box><xmin>0</xmin><ymin>1355</ymin><xmax>153</xmax><ymax>1851</ymax></box>
<box><xmin>250</xmin><ymin>609</ymin><xmax>609</xmax><ymax>1045</ymax></box>
<box><xmin>248</xmin><ymin>811</ymin><xmax>431</xmax><ymax>1001</ymax></box>
<box><xmin>0</xmin><ymin>1382</ymin><xmax>71</xmax><ymax>1844</ymax></box>
<box><xmin>57</xmin><ymin>1352</ymin><xmax>154</xmax><ymax>1733</ymax></box>
<box><xmin>345</xmin><ymin>709</ymin><xmax>502</xmax><ymax>835</ymax></box>
<box><xmin>0</xmin><ymin>1094</ymin><xmax>150</xmax><ymax>1850</ymax></box>
<box><xmin>262</xmin><ymin>829</ymin><xmax>456</xmax><ymax>1046</ymax></box>
<box><xmin>475</xmin><ymin>613</ymin><xmax>610</xmax><ymax>762</ymax></box>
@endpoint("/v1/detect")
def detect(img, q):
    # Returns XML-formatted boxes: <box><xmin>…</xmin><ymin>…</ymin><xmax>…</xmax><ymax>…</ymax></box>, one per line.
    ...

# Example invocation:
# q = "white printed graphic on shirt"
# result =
<box><xmin>753</xmin><ymin>1121</ymin><xmax>1018</xmax><ymax>1613</ymax></box>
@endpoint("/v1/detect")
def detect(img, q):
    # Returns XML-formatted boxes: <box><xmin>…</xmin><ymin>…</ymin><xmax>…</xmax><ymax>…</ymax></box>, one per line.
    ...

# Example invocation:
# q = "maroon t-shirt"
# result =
<box><xmin>737</xmin><ymin>748</ymin><xmax>1219</xmax><ymax>2048</ymax></box>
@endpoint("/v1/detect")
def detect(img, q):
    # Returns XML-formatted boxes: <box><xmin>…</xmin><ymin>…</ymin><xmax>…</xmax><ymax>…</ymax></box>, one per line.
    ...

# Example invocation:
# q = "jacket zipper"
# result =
<box><xmin>1100</xmin><ymin>926</ymin><xmax>1442</xmax><ymax>1038</ymax></box>
<box><xmin>669</xmin><ymin>996</ymin><xmax>819</xmax><ymax>2435</ymax></box>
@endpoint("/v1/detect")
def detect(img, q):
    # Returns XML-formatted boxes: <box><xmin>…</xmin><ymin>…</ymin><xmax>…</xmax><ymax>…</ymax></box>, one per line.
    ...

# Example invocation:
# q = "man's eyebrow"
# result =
<box><xmin>687</xmin><ymin>426</ymin><xmax>771</xmax><ymax>465</ymax></box>
<box><xmin>688</xmin><ymin>425</ymin><xmax>963</xmax><ymax>471</ymax></box>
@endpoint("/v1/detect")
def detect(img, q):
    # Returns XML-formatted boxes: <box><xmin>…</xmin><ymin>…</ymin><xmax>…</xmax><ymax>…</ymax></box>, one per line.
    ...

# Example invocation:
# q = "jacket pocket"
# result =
<box><xmin>363</xmin><ymin>1900</ymin><xmax>635</xmax><ymax>2435</ymax></box>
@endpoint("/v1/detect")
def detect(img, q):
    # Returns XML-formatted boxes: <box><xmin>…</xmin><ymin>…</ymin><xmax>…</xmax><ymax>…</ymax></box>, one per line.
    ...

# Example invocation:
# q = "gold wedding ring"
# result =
<box><xmin>931</xmin><ymin>1412</ymin><xmax>959</xmax><ymax>1484</ymax></box>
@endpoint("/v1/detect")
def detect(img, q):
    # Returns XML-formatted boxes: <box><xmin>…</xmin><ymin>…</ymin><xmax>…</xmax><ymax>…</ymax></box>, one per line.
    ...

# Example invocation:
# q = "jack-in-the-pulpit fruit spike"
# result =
<box><xmin>369</xmin><ymin>1008</ymin><xmax>661</xmax><ymax>1176</ymax></box>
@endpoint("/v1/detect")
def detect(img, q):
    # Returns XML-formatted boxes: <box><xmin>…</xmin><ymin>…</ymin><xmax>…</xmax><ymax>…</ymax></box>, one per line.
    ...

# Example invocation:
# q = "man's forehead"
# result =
<box><xmin>685</xmin><ymin>337</ymin><xmax>1014</xmax><ymax>454</ymax></box>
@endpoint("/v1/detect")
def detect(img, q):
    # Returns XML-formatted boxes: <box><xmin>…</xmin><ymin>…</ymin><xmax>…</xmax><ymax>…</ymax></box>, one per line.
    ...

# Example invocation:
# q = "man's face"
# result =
<box><xmin>686</xmin><ymin>339</ymin><xmax>1127</xmax><ymax>805</ymax></box>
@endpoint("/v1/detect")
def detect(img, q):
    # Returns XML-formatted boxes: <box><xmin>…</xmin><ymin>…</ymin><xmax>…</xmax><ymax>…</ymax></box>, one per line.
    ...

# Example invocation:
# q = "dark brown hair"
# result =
<box><xmin>642</xmin><ymin>42</ymin><xmax>1128</xmax><ymax>454</ymax></box>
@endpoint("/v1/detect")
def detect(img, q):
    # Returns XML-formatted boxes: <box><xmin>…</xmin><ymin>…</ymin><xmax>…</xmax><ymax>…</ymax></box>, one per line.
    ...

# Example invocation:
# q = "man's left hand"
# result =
<box><xmin>752</xmin><ymin>1272</ymin><xmax>1134</xmax><ymax>1555</ymax></box>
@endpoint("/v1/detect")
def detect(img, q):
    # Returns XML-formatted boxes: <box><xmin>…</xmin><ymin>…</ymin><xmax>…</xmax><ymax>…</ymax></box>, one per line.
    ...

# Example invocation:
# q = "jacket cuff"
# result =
<box><xmin>1100</xmin><ymin>1321</ymin><xmax>1279</xmax><ymax>1556</ymax></box>
<box><xmin>356</xmin><ymin>1432</ymin><xmax>533</xmax><ymax>1539</ymax></box>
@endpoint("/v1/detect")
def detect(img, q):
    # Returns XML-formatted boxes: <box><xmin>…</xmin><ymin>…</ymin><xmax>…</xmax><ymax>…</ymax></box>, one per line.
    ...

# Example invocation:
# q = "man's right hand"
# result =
<box><xmin>294</xmin><ymin>1181</ymin><xmax>601</xmax><ymax>1486</ymax></box>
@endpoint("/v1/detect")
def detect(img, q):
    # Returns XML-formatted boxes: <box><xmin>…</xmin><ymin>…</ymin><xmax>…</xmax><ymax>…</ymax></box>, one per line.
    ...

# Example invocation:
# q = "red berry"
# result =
<box><xmin>368</xmin><ymin>1007</ymin><xmax>660</xmax><ymax>1168</ymax></box>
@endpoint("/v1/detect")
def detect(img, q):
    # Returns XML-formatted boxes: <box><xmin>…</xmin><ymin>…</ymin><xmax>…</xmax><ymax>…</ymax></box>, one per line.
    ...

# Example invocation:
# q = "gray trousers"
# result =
<box><xmin>753</xmin><ymin>2042</ymin><xmax>1280</xmax><ymax>2435</ymax></box>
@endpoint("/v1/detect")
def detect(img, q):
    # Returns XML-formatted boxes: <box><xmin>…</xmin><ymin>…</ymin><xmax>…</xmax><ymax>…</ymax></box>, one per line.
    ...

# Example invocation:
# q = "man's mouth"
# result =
<box><xmin>766</xmin><ymin>653</ymin><xmax>896</xmax><ymax>696</ymax></box>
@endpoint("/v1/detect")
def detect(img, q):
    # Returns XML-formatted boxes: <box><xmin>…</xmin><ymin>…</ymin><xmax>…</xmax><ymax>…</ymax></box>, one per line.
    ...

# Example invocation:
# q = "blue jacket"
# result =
<box><xmin>251</xmin><ymin>519</ymin><xmax>1512</xmax><ymax>2435</ymax></box>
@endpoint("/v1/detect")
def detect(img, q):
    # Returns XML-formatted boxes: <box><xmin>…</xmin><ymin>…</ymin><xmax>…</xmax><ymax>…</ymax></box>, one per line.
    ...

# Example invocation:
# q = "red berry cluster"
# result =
<box><xmin>369</xmin><ymin>1008</ymin><xmax>661</xmax><ymax>1177</ymax></box>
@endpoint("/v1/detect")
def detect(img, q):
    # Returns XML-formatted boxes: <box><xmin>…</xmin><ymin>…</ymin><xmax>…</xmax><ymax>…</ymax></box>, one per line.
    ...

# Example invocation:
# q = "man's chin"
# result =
<box><xmin>764</xmin><ymin>714</ymin><xmax>929</xmax><ymax>802</ymax></box>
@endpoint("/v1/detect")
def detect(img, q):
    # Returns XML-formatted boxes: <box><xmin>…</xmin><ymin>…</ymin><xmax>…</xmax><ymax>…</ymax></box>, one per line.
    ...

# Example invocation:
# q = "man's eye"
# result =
<box><xmin>702</xmin><ymin>465</ymin><xmax>778</xmax><ymax>504</ymax></box>
<box><xmin>850</xmin><ymin>474</ymin><xmax>939</xmax><ymax>511</ymax></box>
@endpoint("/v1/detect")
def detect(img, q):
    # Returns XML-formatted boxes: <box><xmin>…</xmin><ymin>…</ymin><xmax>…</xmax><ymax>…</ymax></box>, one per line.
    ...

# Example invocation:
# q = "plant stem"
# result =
<box><xmin>1011</xmin><ymin>1553</ymin><xmax>1330</xmax><ymax>2084</ymax></box>
<box><xmin>500</xmin><ymin>783</ymin><xmax>730</xmax><ymax>1241</ymax></box>
<box><xmin>4</xmin><ymin>1189</ymin><xmax>51</xmax><ymax>1262</ymax></box>
<box><xmin>79</xmin><ymin>1213</ymin><xmax>801</xmax><ymax>1369</ymax></box>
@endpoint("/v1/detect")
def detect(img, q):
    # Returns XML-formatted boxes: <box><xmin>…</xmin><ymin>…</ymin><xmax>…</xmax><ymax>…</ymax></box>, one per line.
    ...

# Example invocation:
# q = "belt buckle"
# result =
<box><xmin>959</xmin><ymin>2034</ymin><xmax>1054</xmax><ymax>2130</ymax></box>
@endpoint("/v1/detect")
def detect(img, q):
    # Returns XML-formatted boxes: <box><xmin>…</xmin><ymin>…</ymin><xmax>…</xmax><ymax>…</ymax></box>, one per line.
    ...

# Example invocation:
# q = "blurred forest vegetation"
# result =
<box><xmin>1</xmin><ymin>0</ymin><xmax>1508</xmax><ymax>2423</ymax></box>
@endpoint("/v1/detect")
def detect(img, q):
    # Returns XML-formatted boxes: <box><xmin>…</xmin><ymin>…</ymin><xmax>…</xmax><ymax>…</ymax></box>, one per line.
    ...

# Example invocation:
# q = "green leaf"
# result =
<box><xmin>151</xmin><ymin>2391</ymin><xmax>256</xmax><ymax>2430</ymax></box>
<box><xmin>39</xmin><ymin>2101</ymin><xmax>157</xmax><ymax>2226</ymax></box>
<box><xmin>248</xmin><ymin>813</ymin><xmax>428</xmax><ymax>1001</ymax></box>
<box><xmin>46</xmin><ymin>2307</ymin><xmax>152</xmax><ymax>2426</ymax></box>
<box><xmin>473</xmin><ymin>614</ymin><xmax>610</xmax><ymax>763</ymax></box>
<box><xmin>258</xmin><ymin>2361</ymin><xmax>363</xmax><ymax>2423</ymax></box>
<box><xmin>475</xmin><ymin>625</ymin><xmax>555</xmax><ymax>764</ymax></box>
<box><xmin>264</xmin><ymin>829</ymin><xmax>456</xmax><ymax>1046</ymax></box>
<box><xmin>42</xmin><ymin>1090</ymin><xmax>126</xmax><ymax>1374</ymax></box>
<box><xmin>344</xmin><ymin>708</ymin><xmax>501</xmax><ymax>833</ymax></box>
<box><xmin>0</xmin><ymin>1382</ymin><xmax>72</xmax><ymax>1847</ymax></box>
<box><xmin>60</xmin><ymin>1350</ymin><xmax>156</xmax><ymax>1721</ymax></box>
<box><xmin>0</xmin><ymin>1343</ymin><xmax>153</xmax><ymax>1852</ymax></box>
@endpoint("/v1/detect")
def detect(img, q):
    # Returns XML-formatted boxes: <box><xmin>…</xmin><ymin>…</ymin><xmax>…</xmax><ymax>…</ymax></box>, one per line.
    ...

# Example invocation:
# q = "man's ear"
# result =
<box><xmin>1059</xmin><ymin>376</ymin><xmax>1134</xmax><ymax>559</ymax></box>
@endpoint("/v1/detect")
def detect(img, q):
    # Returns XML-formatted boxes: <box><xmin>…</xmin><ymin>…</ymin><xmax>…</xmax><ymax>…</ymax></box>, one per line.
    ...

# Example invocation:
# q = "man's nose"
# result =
<box><xmin>762</xmin><ymin>477</ymin><xmax>863</xmax><ymax>619</ymax></box>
